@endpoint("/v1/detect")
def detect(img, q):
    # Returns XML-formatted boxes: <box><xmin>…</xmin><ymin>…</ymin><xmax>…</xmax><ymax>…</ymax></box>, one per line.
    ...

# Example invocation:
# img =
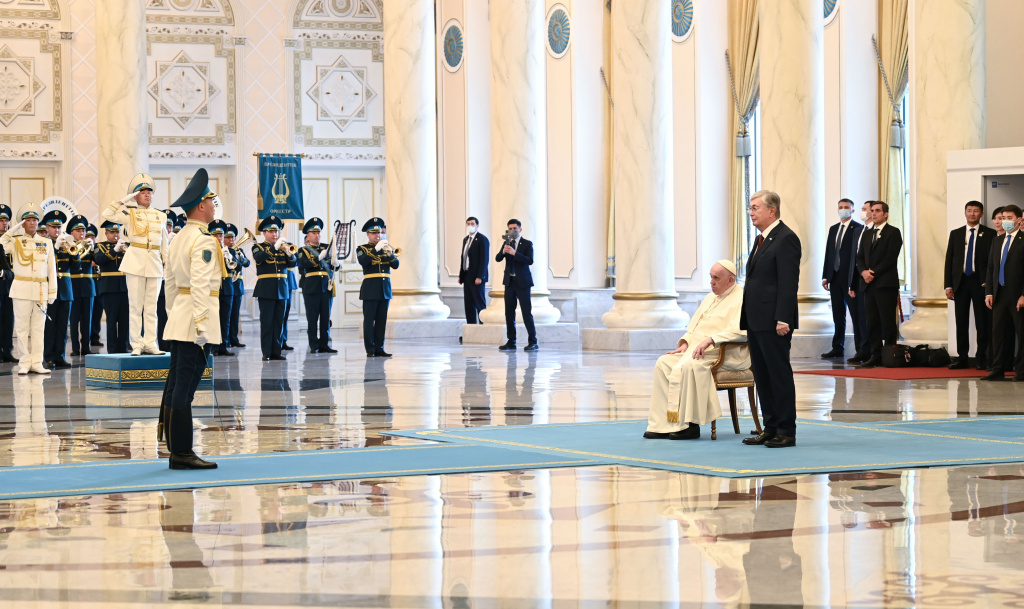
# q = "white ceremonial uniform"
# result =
<box><xmin>647</xmin><ymin>284</ymin><xmax>748</xmax><ymax>433</ymax></box>
<box><xmin>102</xmin><ymin>201</ymin><xmax>167</xmax><ymax>352</ymax></box>
<box><xmin>0</xmin><ymin>226</ymin><xmax>58</xmax><ymax>372</ymax></box>
<box><xmin>162</xmin><ymin>220</ymin><xmax>222</xmax><ymax>343</ymax></box>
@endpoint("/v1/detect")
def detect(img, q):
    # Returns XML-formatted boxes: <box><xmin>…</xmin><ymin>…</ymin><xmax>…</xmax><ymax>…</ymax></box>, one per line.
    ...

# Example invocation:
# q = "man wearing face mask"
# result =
<box><xmin>496</xmin><ymin>219</ymin><xmax>538</xmax><ymax>352</ymax></box>
<box><xmin>459</xmin><ymin>217</ymin><xmax>489</xmax><ymax>326</ymax></box>
<box><xmin>984</xmin><ymin>206</ymin><xmax>1024</xmax><ymax>381</ymax></box>
<box><xmin>821</xmin><ymin>198</ymin><xmax>864</xmax><ymax>359</ymax></box>
<box><xmin>846</xmin><ymin>201</ymin><xmax>876</xmax><ymax>363</ymax></box>
<box><xmin>944</xmin><ymin>201</ymin><xmax>994</xmax><ymax>370</ymax></box>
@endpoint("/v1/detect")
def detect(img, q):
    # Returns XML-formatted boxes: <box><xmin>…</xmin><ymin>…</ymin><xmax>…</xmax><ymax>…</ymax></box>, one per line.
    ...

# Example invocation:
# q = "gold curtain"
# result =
<box><xmin>727</xmin><ymin>0</ymin><xmax>760</xmax><ymax>275</ymax></box>
<box><xmin>877</xmin><ymin>0</ymin><xmax>909</xmax><ymax>281</ymax></box>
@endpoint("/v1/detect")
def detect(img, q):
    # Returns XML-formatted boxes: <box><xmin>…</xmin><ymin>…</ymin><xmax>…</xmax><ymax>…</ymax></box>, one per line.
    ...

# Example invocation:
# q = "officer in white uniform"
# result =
<box><xmin>0</xmin><ymin>203</ymin><xmax>58</xmax><ymax>374</ymax></box>
<box><xmin>159</xmin><ymin>168</ymin><xmax>222</xmax><ymax>470</ymax></box>
<box><xmin>101</xmin><ymin>173</ymin><xmax>167</xmax><ymax>356</ymax></box>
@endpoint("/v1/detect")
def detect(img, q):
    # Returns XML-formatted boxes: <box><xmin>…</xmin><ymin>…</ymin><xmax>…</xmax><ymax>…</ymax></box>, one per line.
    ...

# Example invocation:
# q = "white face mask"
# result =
<box><xmin>1003</xmin><ymin>220</ymin><xmax>1016</xmax><ymax>233</ymax></box>
<box><xmin>860</xmin><ymin>211</ymin><xmax>869</xmax><ymax>222</ymax></box>
<box><xmin>838</xmin><ymin>209</ymin><xmax>852</xmax><ymax>221</ymax></box>
<box><xmin>466</xmin><ymin>225</ymin><xmax>477</xmax><ymax>235</ymax></box>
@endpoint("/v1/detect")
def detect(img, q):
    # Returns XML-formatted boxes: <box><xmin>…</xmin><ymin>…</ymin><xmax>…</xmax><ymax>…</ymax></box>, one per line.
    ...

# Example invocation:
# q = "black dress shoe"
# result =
<box><xmin>858</xmin><ymin>356</ymin><xmax>882</xmax><ymax>368</ymax></box>
<box><xmin>669</xmin><ymin>425</ymin><xmax>700</xmax><ymax>440</ymax></box>
<box><xmin>81</xmin><ymin>349</ymin><xmax>93</xmax><ymax>355</ymax></box>
<box><xmin>52</xmin><ymin>359</ymin><xmax>72</xmax><ymax>369</ymax></box>
<box><xmin>270</xmin><ymin>355</ymin><xmax>287</xmax><ymax>361</ymax></box>
<box><xmin>232</xmin><ymin>342</ymin><xmax>246</xmax><ymax>348</ymax></box>
<box><xmin>220</xmin><ymin>350</ymin><xmax>235</xmax><ymax>356</ymax></box>
<box><xmin>742</xmin><ymin>431</ymin><xmax>775</xmax><ymax>445</ymax></box>
<box><xmin>524</xmin><ymin>342</ymin><xmax>539</xmax><ymax>352</ymax></box>
<box><xmin>821</xmin><ymin>349</ymin><xmax>844</xmax><ymax>359</ymax></box>
<box><xmin>91</xmin><ymin>340</ymin><xmax>104</xmax><ymax>347</ymax></box>
<box><xmin>976</xmin><ymin>359</ymin><xmax>988</xmax><ymax>370</ymax></box>
<box><xmin>366</xmin><ymin>353</ymin><xmax>376</xmax><ymax>358</ymax></box>
<box><xmin>374</xmin><ymin>349</ymin><xmax>392</xmax><ymax>358</ymax></box>
<box><xmin>982</xmin><ymin>370</ymin><xmax>1007</xmax><ymax>381</ymax></box>
<box><xmin>948</xmin><ymin>359</ymin><xmax>968</xmax><ymax>370</ymax></box>
<box><xmin>765</xmin><ymin>434</ymin><xmax>797</xmax><ymax>448</ymax></box>
<box><xmin>643</xmin><ymin>431</ymin><xmax>671</xmax><ymax>439</ymax></box>
<box><xmin>169</xmin><ymin>452</ymin><xmax>218</xmax><ymax>470</ymax></box>
<box><xmin>498</xmin><ymin>341</ymin><xmax>517</xmax><ymax>351</ymax></box>
<box><xmin>281</xmin><ymin>343</ymin><xmax>294</xmax><ymax>351</ymax></box>
<box><xmin>319</xmin><ymin>347</ymin><xmax>338</xmax><ymax>354</ymax></box>
<box><xmin>847</xmin><ymin>352</ymin><xmax>869</xmax><ymax>364</ymax></box>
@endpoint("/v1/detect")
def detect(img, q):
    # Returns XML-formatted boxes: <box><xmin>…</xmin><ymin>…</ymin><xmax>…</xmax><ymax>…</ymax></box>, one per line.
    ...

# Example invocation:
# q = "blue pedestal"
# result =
<box><xmin>84</xmin><ymin>353</ymin><xmax>214</xmax><ymax>389</ymax></box>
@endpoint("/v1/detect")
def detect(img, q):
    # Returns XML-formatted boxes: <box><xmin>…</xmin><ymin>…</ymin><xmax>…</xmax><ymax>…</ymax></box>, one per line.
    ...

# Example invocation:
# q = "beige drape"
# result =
<box><xmin>727</xmin><ymin>0</ymin><xmax>760</xmax><ymax>276</ymax></box>
<box><xmin>877</xmin><ymin>0</ymin><xmax>909</xmax><ymax>281</ymax></box>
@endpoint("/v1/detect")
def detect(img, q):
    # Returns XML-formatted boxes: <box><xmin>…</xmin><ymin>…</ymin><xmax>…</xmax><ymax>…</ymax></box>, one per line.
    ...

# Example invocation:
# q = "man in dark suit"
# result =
<box><xmin>855</xmin><ymin>201</ymin><xmax>903</xmax><ymax>368</ymax></box>
<box><xmin>459</xmin><ymin>216</ymin><xmax>489</xmax><ymax>325</ymax></box>
<box><xmin>821</xmin><ymin>198</ymin><xmax>864</xmax><ymax>359</ymax></box>
<box><xmin>740</xmin><ymin>191</ymin><xmax>801</xmax><ymax>449</ymax></box>
<box><xmin>944</xmin><ymin>201</ymin><xmax>994</xmax><ymax>369</ymax></box>
<box><xmin>846</xmin><ymin>201</ymin><xmax>875</xmax><ymax>362</ymax></box>
<box><xmin>495</xmin><ymin>219</ymin><xmax>538</xmax><ymax>352</ymax></box>
<box><xmin>983</xmin><ymin>205</ymin><xmax>1024</xmax><ymax>381</ymax></box>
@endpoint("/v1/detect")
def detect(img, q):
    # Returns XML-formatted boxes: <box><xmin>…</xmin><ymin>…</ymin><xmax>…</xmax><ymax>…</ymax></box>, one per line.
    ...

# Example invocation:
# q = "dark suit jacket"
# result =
<box><xmin>944</xmin><ymin>225</ymin><xmax>994</xmax><ymax>292</ymax></box>
<box><xmin>822</xmin><ymin>220</ymin><xmax>863</xmax><ymax>287</ymax></box>
<box><xmin>741</xmin><ymin>221</ymin><xmax>801</xmax><ymax>332</ymax></box>
<box><xmin>986</xmin><ymin>231</ymin><xmax>1024</xmax><ymax>300</ymax></box>
<box><xmin>855</xmin><ymin>224</ymin><xmax>903</xmax><ymax>291</ymax></box>
<box><xmin>459</xmin><ymin>233</ymin><xmax>490</xmax><ymax>284</ymax></box>
<box><xmin>495</xmin><ymin>236</ymin><xmax>534</xmax><ymax>288</ymax></box>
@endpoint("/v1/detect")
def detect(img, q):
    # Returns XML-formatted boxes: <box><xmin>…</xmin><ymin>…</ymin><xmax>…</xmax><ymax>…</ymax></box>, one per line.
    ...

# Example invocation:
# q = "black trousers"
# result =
<box><xmin>953</xmin><ymin>274</ymin><xmax>989</xmax><ymax>361</ymax></box>
<box><xmin>304</xmin><ymin>292</ymin><xmax>332</xmax><ymax>349</ymax></box>
<box><xmin>748</xmin><ymin>329</ymin><xmax>796</xmax><ymax>437</ymax></box>
<box><xmin>363</xmin><ymin>298</ymin><xmax>389</xmax><ymax>354</ymax></box>
<box><xmin>69</xmin><ymin>296</ymin><xmax>93</xmax><ymax>354</ymax></box>
<box><xmin>463</xmin><ymin>281</ymin><xmax>486</xmax><ymax>324</ymax></box>
<box><xmin>218</xmin><ymin>294</ymin><xmax>232</xmax><ymax>349</ymax></box>
<box><xmin>229</xmin><ymin>294</ymin><xmax>243</xmax><ymax>346</ymax></box>
<box><xmin>850</xmin><ymin>291</ymin><xmax>869</xmax><ymax>356</ymax></box>
<box><xmin>990</xmin><ymin>290</ymin><xmax>1024</xmax><ymax>374</ymax></box>
<box><xmin>864</xmin><ymin>285</ymin><xmax>899</xmax><ymax>357</ymax></box>
<box><xmin>102</xmin><ymin>292</ymin><xmax>130</xmax><ymax>353</ymax></box>
<box><xmin>43</xmin><ymin>299</ymin><xmax>71</xmax><ymax>362</ymax></box>
<box><xmin>160</xmin><ymin>341</ymin><xmax>208</xmax><ymax>455</ymax></box>
<box><xmin>828</xmin><ymin>280</ymin><xmax>858</xmax><ymax>352</ymax></box>
<box><xmin>0</xmin><ymin>286</ymin><xmax>13</xmax><ymax>357</ymax></box>
<box><xmin>157</xmin><ymin>287</ymin><xmax>169</xmax><ymax>351</ymax></box>
<box><xmin>282</xmin><ymin>296</ymin><xmax>291</xmax><ymax>343</ymax></box>
<box><xmin>504</xmin><ymin>283</ymin><xmax>536</xmax><ymax>343</ymax></box>
<box><xmin>91</xmin><ymin>294</ymin><xmax>103</xmax><ymax>342</ymax></box>
<box><xmin>258</xmin><ymin>298</ymin><xmax>286</xmax><ymax>357</ymax></box>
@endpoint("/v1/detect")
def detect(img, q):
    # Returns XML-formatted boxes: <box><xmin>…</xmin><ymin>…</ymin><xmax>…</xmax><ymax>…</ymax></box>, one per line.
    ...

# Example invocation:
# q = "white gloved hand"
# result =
<box><xmin>273</xmin><ymin>239</ymin><xmax>283</xmax><ymax>251</ymax></box>
<box><xmin>114</xmin><ymin>240</ymin><xmax>127</xmax><ymax>252</ymax></box>
<box><xmin>120</xmin><ymin>192</ymin><xmax>140</xmax><ymax>207</ymax></box>
<box><xmin>196</xmin><ymin>331</ymin><xmax>208</xmax><ymax>347</ymax></box>
<box><xmin>47</xmin><ymin>297</ymin><xmax>55</xmax><ymax>306</ymax></box>
<box><xmin>374</xmin><ymin>240</ymin><xmax>387</xmax><ymax>252</ymax></box>
<box><xmin>318</xmin><ymin>248</ymin><xmax>329</xmax><ymax>261</ymax></box>
<box><xmin>55</xmin><ymin>234</ymin><xmax>70</xmax><ymax>247</ymax></box>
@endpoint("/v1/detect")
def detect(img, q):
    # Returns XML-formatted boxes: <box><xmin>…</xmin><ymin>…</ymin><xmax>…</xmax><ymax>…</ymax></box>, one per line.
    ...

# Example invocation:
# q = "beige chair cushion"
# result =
<box><xmin>714</xmin><ymin>368</ymin><xmax>755</xmax><ymax>386</ymax></box>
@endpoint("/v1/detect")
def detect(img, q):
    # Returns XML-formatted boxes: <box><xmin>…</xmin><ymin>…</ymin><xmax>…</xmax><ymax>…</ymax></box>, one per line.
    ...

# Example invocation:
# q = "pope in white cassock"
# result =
<box><xmin>645</xmin><ymin>260</ymin><xmax>748</xmax><ymax>440</ymax></box>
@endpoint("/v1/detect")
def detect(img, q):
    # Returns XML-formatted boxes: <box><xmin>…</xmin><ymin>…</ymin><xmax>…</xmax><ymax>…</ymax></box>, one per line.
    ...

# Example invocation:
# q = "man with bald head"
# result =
<box><xmin>645</xmin><ymin>261</ymin><xmax>748</xmax><ymax>440</ymax></box>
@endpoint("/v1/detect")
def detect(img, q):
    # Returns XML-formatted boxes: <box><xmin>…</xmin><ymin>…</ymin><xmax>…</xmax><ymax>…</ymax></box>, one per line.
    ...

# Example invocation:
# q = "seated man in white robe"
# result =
<box><xmin>644</xmin><ymin>260</ymin><xmax>748</xmax><ymax>440</ymax></box>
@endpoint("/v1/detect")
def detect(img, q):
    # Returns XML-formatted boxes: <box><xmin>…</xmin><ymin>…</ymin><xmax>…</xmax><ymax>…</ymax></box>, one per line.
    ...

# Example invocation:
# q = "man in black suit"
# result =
<box><xmin>459</xmin><ymin>216</ymin><xmax>489</xmax><ymax>325</ymax></box>
<box><xmin>855</xmin><ymin>201</ymin><xmax>903</xmax><ymax>368</ymax></box>
<box><xmin>821</xmin><ymin>198</ymin><xmax>864</xmax><ymax>359</ymax></box>
<box><xmin>495</xmin><ymin>219</ymin><xmax>538</xmax><ymax>352</ymax></box>
<box><xmin>944</xmin><ymin>201</ymin><xmax>994</xmax><ymax>369</ymax></box>
<box><xmin>983</xmin><ymin>205</ymin><xmax>1024</xmax><ymax>381</ymax></box>
<box><xmin>740</xmin><ymin>190</ymin><xmax>801</xmax><ymax>449</ymax></box>
<box><xmin>846</xmin><ymin>201</ymin><xmax>875</xmax><ymax>363</ymax></box>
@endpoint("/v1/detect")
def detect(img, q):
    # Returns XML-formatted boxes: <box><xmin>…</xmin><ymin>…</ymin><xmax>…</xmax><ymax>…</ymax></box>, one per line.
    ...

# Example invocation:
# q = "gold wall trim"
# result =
<box><xmin>911</xmin><ymin>299</ymin><xmax>947</xmax><ymax>308</ymax></box>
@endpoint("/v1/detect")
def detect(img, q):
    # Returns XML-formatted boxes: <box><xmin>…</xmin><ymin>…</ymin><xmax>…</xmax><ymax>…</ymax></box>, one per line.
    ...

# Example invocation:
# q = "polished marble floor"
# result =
<box><xmin>2</xmin><ymin>328</ymin><xmax>1024</xmax><ymax>608</ymax></box>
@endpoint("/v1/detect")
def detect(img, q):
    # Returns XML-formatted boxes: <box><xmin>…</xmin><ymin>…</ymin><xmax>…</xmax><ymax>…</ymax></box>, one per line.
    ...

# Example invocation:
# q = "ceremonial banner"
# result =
<box><xmin>256</xmin><ymin>153</ymin><xmax>304</xmax><ymax>220</ymax></box>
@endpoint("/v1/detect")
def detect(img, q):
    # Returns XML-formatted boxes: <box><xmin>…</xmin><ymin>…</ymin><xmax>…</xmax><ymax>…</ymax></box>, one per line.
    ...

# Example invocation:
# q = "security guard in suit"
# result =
<box><xmin>224</xmin><ymin>223</ymin><xmax>249</xmax><ymax>348</ymax></box>
<box><xmin>159</xmin><ymin>168</ymin><xmax>221</xmax><ymax>470</ymax></box>
<box><xmin>357</xmin><ymin>217</ymin><xmax>399</xmax><ymax>357</ymax></box>
<box><xmin>208</xmin><ymin>219</ymin><xmax>235</xmax><ymax>357</ymax></box>
<box><xmin>252</xmin><ymin>215</ymin><xmax>297</xmax><ymax>361</ymax></box>
<box><xmin>297</xmin><ymin>217</ymin><xmax>339</xmax><ymax>353</ymax></box>
<box><xmin>94</xmin><ymin>220</ymin><xmax>130</xmax><ymax>353</ymax></box>
<box><xmin>86</xmin><ymin>223</ymin><xmax>104</xmax><ymax>349</ymax></box>
<box><xmin>66</xmin><ymin>214</ymin><xmax>96</xmax><ymax>356</ymax></box>
<box><xmin>42</xmin><ymin>210</ymin><xmax>73</xmax><ymax>369</ymax></box>
<box><xmin>0</xmin><ymin>204</ymin><xmax>15</xmax><ymax>363</ymax></box>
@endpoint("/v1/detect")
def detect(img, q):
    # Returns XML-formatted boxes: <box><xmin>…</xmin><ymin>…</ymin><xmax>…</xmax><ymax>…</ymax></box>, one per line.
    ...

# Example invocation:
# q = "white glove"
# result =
<box><xmin>47</xmin><ymin>297</ymin><xmax>55</xmax><ymax>305</ymax></box>
<box><xmin>318</xmin><ymin>248</ymin><xmax>329</xmax><ymax>261</ymax></box>
<box><xmin>196</xmin><ymin>331</ymin><xmax>208</xmax><ymax>347</ymax></box>
<box><xmin>273</xmin><ymin>239</ymin><xmax>283</xmax><ymax>251</ymax></box>
<box><xmin>120</xmin><ymin>192</ymin><xmax>140</xmax><ymax>207</ymax></box>
<box><xmin>55</xmin><ymin>234</ymin><xmax>70</xmax><ymax>247</ymax></box>
<box><xmin>114</xmin><ymin>240</ymin><xmax>127</xmax><ymax>252</ymax></box>
<box><xmin>374</xmin><ymin>240</ymin><xmax>387</xmax><ymax>252</ymax></box>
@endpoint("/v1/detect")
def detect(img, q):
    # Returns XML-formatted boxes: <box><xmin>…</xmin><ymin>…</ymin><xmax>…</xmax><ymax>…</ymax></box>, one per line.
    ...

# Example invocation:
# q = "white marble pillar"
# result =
<box><xmin>759</xmin><ymin>0</ymin><xmax>832</xmax><ymax>334</ymax></box>
<box><xmin>901</xmin><ymin>0</ymin><xmax>985</xmax><ymax>343</ymax></box>
<box><xmin>601</xmin><ymin>0</ymin><xmax>688</xmax><ymax>329</ymax></box>
<box><xmin>382</xmin><ymin>0</ymin><xmax>450</xmax><ymax>320</ymax></box>
<box><xmin>96</xmin><ymin>0</ymin><xmax>148</xmax><ymax>201</ymax></box>
<box><xmin>478</xmin><ymin>0</ymin><xmax>560</xmax><ymax>325</ymax></box>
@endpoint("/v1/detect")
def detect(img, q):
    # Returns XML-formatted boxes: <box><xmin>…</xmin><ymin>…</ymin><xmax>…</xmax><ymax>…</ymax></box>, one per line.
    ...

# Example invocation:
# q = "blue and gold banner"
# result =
<box><xmin>256</xmin><ymin>153</ymin><xmax>304</xmax><ymax>220</ymax></box>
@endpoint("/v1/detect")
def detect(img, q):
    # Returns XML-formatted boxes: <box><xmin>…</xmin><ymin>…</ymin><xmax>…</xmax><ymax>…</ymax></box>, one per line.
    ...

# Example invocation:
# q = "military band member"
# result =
<box><xmin>86</xmin><ymin>223</ymin><xmax>104</xmax><ymax>349</ymax></box>
<box><xmin>94</xmin><ymin>221</ymin><xmax>130</xmax><ymax>353</ymax></box>
<box><xmin>0</xmin><ymin>203</ymin><xmax>58</xmax><ymax>374</ymax></box>
<box><xmin>66</xmin><ymin>214</ymin><xmax>96</xmax><ymax>356</ymax></box>
<box><xmin>173</xmin><ymin>214</ymin><xmax>185</xmax><ymax>233</ymax></box>
<box><xmin>101</xmin><ymin>173</ymin><xmax>167</xmax><ymax>356</ymax></box>
<box><xmin>298</xmin><ymin>217</ymin><xmax>339</xmax><ymax>354</ymax></box>
<box><xmin>159</xmin><ymin>168</ymin><xmax>220</xmax><ymax>470</ymax></box>
<box><xmin>357</xmin><ymin>217</ymin><xmax>399</xmax><ymax>357</ymax></box>
<box><xmin>252</xmin><ymin>215</ymin><xmax>296</xmax><ymax>361</ymax></box>
<box><xmin>224</xmin><ymin>224</ymin><xmax>248</xmax><ymax>348</ymax></box>
<box><xmin>42</xmin><ymin>210</ymin><xmax>73</xmax><ymax>369</ymax></box>
<box><xmin>0</xmin><ymin>204</ymin><xmax>15</xmax><ymax>363</ymax></box>
<box><xmin>208</xmin><ymin>219</ymin><xmax>235</xmax><ymax>357</ymax></box>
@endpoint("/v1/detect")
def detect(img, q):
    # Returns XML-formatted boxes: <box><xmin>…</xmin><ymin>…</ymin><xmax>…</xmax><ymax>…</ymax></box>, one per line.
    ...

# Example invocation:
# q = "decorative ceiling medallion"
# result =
<box><xmin>671</xmin><ymin>0</ymin><xmax>694</xmax><ymax>42</ymax></box>
<box><xmin>329</xmin><ymin>0</ymin><xmax>353</xmax><ymax>17</ymax></box>
<box><xmin>147</xmin><ymin>50</ymin><xmax>221</xmax><ymax>129</ymax></box>
<box><xmin>824</xmin><ymin>0</ymin><xmax>839</xmax><ymax>24</ymax></box>
<box><xmin>442</xmin><ymin>19</ymin><xmax>463</xmax><ymax>73</ymax></box>
<box><xmin>306</xmin><ymin>53</ymin><xmax>377</xmax><ymax>132</ymax></box>
<box><xmin>0</xmin><ymin>44</ymin><xmax>45</xmax><ymax>128</ymax></box>
<box><xmin>546</xmin><ymin>4</ymin><xmax>570</xmax><ymax>59</ymax></box>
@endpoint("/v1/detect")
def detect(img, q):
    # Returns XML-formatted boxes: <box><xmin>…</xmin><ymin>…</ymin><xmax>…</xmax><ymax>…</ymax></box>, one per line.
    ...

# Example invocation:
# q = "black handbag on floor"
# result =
<box><xmin>909</xmin><ymin>344</ymin><xmax>951</xmax><ymax>367</ymax></box>
<box><xmin>881</xmin><ymin>344</ymin><xmax>913</xmax><ymax>368</ymax></box>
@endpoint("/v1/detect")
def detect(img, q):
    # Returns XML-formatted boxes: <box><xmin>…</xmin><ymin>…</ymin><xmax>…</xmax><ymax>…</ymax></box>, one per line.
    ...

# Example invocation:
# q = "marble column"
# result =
<box><xmin>759</xmin><ymin>0</ymin><xmax>832</xmax><ymax>334</ymax></box>
<box><xmin>478</xmin><ymin>0</ymin><xmax>560</xmax><ymax>325</ymax></box>
<box><xmin>901</xmin><ymin>0</ymin><xmax>985</xmax><ymax>343</ymax></box>
<box><xmin>600</xmin><ymin>0</ymin><xmax>687</xmax><ymax>329</ymax></box>
<box><xmin>95</xmin><ymin>0</ymin><xmax>148</xmax><ymax>202</ymax></box>
<box><xmin>381</xmin><ymin>0</ymin><xmax>450</xmax><ymax>320</ymax></box>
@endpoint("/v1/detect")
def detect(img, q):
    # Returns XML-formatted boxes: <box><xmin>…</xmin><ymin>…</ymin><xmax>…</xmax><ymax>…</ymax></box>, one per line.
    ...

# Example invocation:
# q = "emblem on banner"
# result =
<box><xmin>272</xmin><ymin>173</ymin><xmax>290</xmax><ymax>208</ymax></box>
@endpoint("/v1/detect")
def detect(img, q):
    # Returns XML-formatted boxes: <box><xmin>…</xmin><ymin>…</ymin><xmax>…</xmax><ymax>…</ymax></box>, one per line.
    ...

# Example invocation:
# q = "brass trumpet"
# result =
<box><xmin>380</xmin><ymin>241</ymin><xmax>402</xmax><ymax>257</ymax></box>
<box><xmin>278</xmin><ymin>240</ymin><xmax>299</xmax><ymax>255</ymax></box>
<box><xmin>64</xmin><ymin>239</ymin><xmax>93</xmax><ymax>257</ymax></box>
<box><xmin>234</xmin><ymin>228</ymin><xmax>257</xmax><ymax>249</ymax></box>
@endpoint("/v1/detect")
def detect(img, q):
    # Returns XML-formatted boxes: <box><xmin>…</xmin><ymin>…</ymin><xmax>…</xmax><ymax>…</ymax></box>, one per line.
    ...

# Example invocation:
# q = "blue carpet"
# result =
<box><xmin>0</xmin><ymin>444</ymin><xmax>606</xmax><ymax>501</ymax></box>
<box><xmin>384</xmin><ymin>417</ymin><xmax>1024</xmax><ymax>478</ymax></box>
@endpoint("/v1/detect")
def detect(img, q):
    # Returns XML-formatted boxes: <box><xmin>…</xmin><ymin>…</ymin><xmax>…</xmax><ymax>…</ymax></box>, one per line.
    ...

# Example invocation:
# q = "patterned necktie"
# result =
<box><xmin>965</xmin><ymin>227</ymin><xmax>975</xmax><ymax>277</ymax></box>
